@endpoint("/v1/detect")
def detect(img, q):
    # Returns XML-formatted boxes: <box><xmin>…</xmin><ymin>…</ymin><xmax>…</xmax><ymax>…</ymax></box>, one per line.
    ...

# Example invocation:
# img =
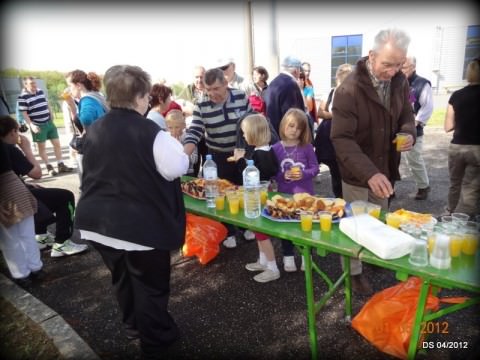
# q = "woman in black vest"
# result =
<box><xmin>74</xmin><ymin>65</ymin><xmax>189</xmax><ymax>358</ymax></box>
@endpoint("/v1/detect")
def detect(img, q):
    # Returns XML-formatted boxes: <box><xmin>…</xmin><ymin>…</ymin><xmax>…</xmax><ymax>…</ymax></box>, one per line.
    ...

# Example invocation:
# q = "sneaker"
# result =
<box><xmin>253</xmin><ymin>269</ymin><xmax>280</xmax><ymax>283</ymax></box>
<box><xmin>243</xmin><ymin>230</ymin><xmax>256</xmax><ymax>241</ymax></box>
<box><xmin>245</xmin><ymin>261</ymin><xmax>266</xmax><ymax>272</ymax></box>
<box><xmin>51</xmin><ymin>239</ymin><xmax>88</xmax><ymax>257</ymax></box>
<box><xmin>46</xmin><ymin>164</ymin><xmax>57</xmax><ymax>176</ymax></box>
<box><xmin>222</xmin><ymin>236</ymin><xmax>237</xmax><ymax>249</ymax></box>
<box><xmin>351</xmin><ymin>274</ymin><xmax>373</xmax><ymax>296</ymax></box>
<box><xmin>35</xmin><ymin>233</ymin><xmax>55</xmax><ymax>250</ymax></box>
<box><xmin>58</xmin><ymin>162</ymin><xmax>73</xmax><ymax>173</ymax></box>
<box><xmin>414</xmin><ymin>186</ymin><xmax>430</xmax><ymax>200</ymax></box>
<box><xmin>283</xmin><ymin>256</ymin><xmax>297</xmax><ymax>272</ymax></box>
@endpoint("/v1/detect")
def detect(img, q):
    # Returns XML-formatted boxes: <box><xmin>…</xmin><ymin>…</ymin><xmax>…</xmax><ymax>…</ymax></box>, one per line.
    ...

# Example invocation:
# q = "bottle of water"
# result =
<box><xmin>203</xmin><ymin>154</ymin><xmax>218</xmax><ymax>208</ymax></box>
<box><xmin>243</xmin><ymin>159</ymin><xmax>261</xmax><ymax>218</ymax></box>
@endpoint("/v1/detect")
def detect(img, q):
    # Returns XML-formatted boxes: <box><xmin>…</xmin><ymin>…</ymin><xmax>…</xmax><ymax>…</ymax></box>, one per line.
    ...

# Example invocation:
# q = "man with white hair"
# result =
<box><xmin>401</xmin><ymin>56</ymin><xmax>433</xmax><ymax>200</ymax></box>
<box><xmin>264</xmin><ymin>56</ymin><xmax>305</xmax><ymax>135</ymax></box>
<box><xmin>217</xmin><ymin>58</ymin><xmax>246</xmax><ymax>90</ymax></box>
<box><xmin>331</xmin><ymin>29</ymin><xmax>416</xmax><ymax>295</ymax></box>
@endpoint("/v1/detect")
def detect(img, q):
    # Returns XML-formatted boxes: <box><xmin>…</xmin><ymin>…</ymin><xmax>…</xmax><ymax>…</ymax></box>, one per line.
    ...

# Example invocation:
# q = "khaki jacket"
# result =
<box><xmin>331</xmin><ymin>57</ymin><xmax>416</xmax><ymax>188</ymax></box>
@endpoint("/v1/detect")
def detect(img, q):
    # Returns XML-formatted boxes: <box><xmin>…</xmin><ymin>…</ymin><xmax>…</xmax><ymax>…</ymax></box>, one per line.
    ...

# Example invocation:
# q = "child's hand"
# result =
<box><xmin>285</xmin><ymin>166</ymin><xmax>303</xmax><ymax>181</ymax></box>
<box><xmin>227</xmin><ymin>148</ymin><xmax>246</xmax><ymax>162</ymax></box>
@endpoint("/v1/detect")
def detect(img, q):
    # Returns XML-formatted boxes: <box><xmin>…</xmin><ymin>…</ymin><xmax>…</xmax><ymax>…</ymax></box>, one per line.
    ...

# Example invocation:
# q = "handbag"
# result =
<box><xmin>69</xmin><ymin>134</ymin><xmax>84</xmax><ymax>153</ymax></box>
<box><xmin>19</xmin><ymin>123</ymin><xmax>29</xmax><ymax>133</ymax></box>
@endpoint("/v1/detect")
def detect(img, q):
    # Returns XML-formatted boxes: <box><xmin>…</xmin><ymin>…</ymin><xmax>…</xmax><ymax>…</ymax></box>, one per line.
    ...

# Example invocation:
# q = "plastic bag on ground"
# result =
<box><xmin>183</xmin><ymin>213</ymin><xmax>228</xmax><ymax>265</ymax></box>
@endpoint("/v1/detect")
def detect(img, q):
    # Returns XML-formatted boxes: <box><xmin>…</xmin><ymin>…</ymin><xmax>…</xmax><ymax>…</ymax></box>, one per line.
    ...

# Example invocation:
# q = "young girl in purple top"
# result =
<box><xmin>272</xmin><ymin>108</ymin><xmax>319</xmax><ymax>272</ymax></box>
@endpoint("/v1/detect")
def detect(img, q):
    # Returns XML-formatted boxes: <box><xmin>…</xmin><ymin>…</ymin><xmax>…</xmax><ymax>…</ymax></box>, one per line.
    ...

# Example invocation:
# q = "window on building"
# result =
<box><xmin>463</xmin><ymin>25</ymin><xmax>480</xmax><ymax>79</ymax></box>
<box><xmin>331</xmin><ymin>34</ymin><xmax>362</xmax><ymax>87</ymax></box>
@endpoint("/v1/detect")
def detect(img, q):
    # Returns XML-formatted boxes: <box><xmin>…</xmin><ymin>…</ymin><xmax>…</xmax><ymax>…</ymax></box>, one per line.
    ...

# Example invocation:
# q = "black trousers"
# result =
<box><xmin>90</xmin><ymin>242</ymin><xmax>179</xmax><ymax>357</ymax></box>
<box><xmin>319</xmin><ymin>158</ymin><xmax>343</xmax><ymax>198</ymax></box>
<box><xmin>29</xmin><ymin>187</ymin><xmax>75</xmax><ymax>243</ymax></box>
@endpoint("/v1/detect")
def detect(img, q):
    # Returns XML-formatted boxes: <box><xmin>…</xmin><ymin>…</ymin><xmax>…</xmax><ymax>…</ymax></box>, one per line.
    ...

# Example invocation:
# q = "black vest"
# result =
<box><xmin>74</xmin><ymin>108</ymin><xmax>186</xmax><ymax>250</ymax></box>
<box><xmin>408</xmin><ymin>72</ymin><xmax>431</xmax><ymax>137</ymax></box>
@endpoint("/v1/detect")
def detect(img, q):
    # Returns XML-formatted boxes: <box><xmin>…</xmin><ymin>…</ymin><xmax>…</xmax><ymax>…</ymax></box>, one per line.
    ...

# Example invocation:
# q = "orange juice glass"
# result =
<box><xmin>449</xmin><ymin>234</ymin><xmax>462</xmax><ymax>257</ymax></box>
<box><xmin>215</xmin><ymin>193</ymin><xmax>225</xmax><ymax>211</ymax></box>
<box><xmin>461</xmin><ymin>222</ymin><xmax>479</xmax><ymax>255</ymax></box>
<box><xmin>300</xmin><ymin>211</ymin><xmax>313</xmax><ymax>232</ymax></box>
<box><xmin>427</xmin><ymin>232</ymin><xmax>436</xmax><ymax>254</ymax></box>
<box><xmin>260</xmin><ymin>181</ymin><xmax>269</xmax><ymax>206</ymax></box>
<box><xmin>319</xmin><ymin>211</ymin><xmax>333</xmax><ymax>232</ymax></box>
<box><xmin>237</xmin><ymin>187</ymin><xmax>244</xmax><ymax>209</ymax></box>
<box><xmin>386</xmin><ymin>212</ymin><xmax>401</xmax><ymax>229</ymax></box>
<box><xmin>395</xmin><ymin>132</ymin><xmax>409</xmax><ymax>151</ymax></box>
<box><xmin>367</xmin><ymin>203</ymin><xmax>381</xmax><ymax>219</ymax></box>
<box><xmin>226</xmin><ymin>190</ymin><xmax>240</xmax><ymax>215</ymax></box>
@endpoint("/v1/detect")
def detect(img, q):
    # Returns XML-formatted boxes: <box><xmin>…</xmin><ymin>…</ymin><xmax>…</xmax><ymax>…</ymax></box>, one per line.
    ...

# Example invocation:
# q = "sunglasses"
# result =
<box><xmin>219</xmin><ymin>64</ymin><xmax>230</xmax><ymax>71</ymax></box>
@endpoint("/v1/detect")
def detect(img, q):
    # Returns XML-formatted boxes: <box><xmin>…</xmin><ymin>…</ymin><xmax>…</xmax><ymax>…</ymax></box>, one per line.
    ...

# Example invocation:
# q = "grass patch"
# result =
<box><xmin>0</xmin><ymin>297</ymin><xmax>63</xmax><ymax>359</ymax></box>
<box><xmin>426</xmin><ymin>108</ymin><xmax>446</xmax><ymax>128</ymax></box>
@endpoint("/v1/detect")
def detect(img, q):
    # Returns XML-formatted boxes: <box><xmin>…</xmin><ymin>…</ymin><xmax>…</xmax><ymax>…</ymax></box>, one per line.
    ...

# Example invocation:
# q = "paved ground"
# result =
<box><xmin>1</xmin><ymin>126</ymin><xmax>479</xmax><ymax>359</ymax></box>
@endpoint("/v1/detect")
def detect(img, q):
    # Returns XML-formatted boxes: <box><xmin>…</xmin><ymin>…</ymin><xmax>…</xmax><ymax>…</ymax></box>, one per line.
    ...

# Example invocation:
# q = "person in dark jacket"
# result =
<box><xmin>74</xmin><ymin>65</ymin><xmax>189</xmax><ymax>358</ymax></box>
<box><xmin>331</xmin><ymin>28</ymin><xmax>416</xmax><ymax>295</ymax></box>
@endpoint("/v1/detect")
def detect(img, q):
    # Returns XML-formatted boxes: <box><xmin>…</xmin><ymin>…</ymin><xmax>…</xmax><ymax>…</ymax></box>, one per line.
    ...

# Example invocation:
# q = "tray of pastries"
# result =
<box><xmin>262</xmin><ymin>193</ymin><xmax>347</xmax><ymax>223</ymax></box>
<box><xmin>181</xmin><ymin>178</ymin><xmax>236</xmax><ymax>200</ymax></box>
<box><xmin>392</xmin><ymin>208</ymin><xmax>437</xmax><ymax>226</ymax></box>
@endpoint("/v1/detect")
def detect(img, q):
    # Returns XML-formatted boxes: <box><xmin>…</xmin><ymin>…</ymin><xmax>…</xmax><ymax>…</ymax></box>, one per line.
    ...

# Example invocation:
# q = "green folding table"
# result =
<box><xmin>183</xmin><ymin>186</ymin><xmax>362</xmax><ymax>359</ymax></box>
<box><xmin>358</xmin><ymin>248</ymin><xmax>480</xmax><ymax>360</ymax></box>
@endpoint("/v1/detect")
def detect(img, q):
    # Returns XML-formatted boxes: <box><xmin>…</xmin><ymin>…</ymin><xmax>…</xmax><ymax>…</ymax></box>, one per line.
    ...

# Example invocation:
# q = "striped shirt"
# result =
<box><xmin>184</xmin><ymin>88</ymin><xmax>251</xmax><ymax>152</ymax></box>
<box><xmin>17</xmin><ymin>89</ymin><xmax>51</xmax><ymax>124</ymax></box>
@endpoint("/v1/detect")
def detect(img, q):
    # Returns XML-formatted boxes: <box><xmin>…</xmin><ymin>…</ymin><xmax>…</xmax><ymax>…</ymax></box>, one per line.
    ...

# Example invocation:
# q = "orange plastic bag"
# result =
<box><xmin>183</xmin><ymin>213</ymin><xmax>227</xmax><ymax>265</ymax></box>
<box><xmin>352</xmin><ymin>277</ymin><xmax>469</xmax><ymax>359</ymax></box>
<box><xmin>352</xmin><ymin>276</ymin><xmax>439</xmax><ymax>359</ymax></box>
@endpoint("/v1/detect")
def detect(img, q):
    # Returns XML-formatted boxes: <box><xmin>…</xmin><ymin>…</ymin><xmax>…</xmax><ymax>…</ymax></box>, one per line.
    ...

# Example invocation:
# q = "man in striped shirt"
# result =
<box><xmin>183</xmin><ymin>67</ymin><xmax>251</xmax><ymax>248</ymax></box>
<box><xmin>17</xmin><ymin>77</ymin><xmax>73</xmax><ymax>176</ymax></box>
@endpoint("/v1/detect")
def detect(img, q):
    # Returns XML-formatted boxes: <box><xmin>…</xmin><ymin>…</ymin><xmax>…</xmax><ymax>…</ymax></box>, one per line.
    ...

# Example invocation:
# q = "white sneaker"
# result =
<box><xmin>243</xmin><ymin>230</ymin><xmax>256</xmax><ymax>241</ymax></box>
<box><xmin>245</xmin><ymin>261</ymin><xmax>266</xmax><ymax>272</ymax></box>
<box><xmin>283</xmin><ymin>256</ymin><xmax>297</xmax><ymax>272</ymax></box>
<box><xmin>253</xmin><ymin>269</ymin><xmax>280</xmax><ymax>283</ymax></box>
<box><xmin>51</xmin><ymin>240</ymin><xmax>88</xmax><ymax>257</ymax></box>
<box><xmin>35</xmin><ymin>233</ymin><xmax>55</xmax><ymax>250</ymax></box>
<box><xmin>223</xmin><ymin>236</ymin><xmax>237</xmax><ymax>248</ymax></box>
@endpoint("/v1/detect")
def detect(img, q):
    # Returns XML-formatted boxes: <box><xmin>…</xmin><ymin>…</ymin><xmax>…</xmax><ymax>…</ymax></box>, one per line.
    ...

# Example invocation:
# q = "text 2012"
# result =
<box><xmin>422</xmin><ymin>341</ymin><xmax>468</xmax><ymax>349</ymax></box>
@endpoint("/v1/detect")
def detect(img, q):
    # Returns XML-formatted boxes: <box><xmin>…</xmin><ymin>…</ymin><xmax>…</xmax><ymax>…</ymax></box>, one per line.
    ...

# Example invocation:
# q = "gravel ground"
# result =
<box><xmin>1</xmin><ymin>126</ymin><xmax>479</xmax><ymax>359</ymax></box>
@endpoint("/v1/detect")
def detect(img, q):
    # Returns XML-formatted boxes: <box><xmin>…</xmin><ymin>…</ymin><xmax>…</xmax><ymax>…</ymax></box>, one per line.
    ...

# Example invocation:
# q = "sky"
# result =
<box><xmin>2</xmin><ymin>1</ymin><xmax>478</xmax><ymax>87</ymax></box>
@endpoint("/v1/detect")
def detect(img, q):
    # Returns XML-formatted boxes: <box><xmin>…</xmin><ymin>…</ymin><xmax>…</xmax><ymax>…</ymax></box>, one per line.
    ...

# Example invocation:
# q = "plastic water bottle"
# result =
<box><xmin>243</xmin><ymin>159</ymin><xmax>261</xmax><ymax>218</ymax></box>
<box><xmin>203</xmin><ymin>154</ymin><xmax>218</xmax><ymax>208</ymax></box>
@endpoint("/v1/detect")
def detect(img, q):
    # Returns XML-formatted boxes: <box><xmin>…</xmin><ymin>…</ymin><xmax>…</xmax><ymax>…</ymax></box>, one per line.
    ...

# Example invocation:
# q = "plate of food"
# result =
<box><xmin>392</xmin><ymin>208</ymin><xmax>437</xmax><ymax>226</ymax></box>
<box><xmin>261</xmin><ymin>193</ymin><xmax>347</xmax><ymax>223</ymax></box>
<box><xmin>181</xmin><ymin>178</ymin><xmax>236</xmax><ymax>200</ymax></box>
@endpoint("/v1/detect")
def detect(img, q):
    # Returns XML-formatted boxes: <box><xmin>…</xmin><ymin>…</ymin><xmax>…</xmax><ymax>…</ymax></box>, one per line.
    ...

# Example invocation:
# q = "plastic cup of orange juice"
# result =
<box><xmin>449</xmin><ymin>234</ymin><xmax>462</xmax><ymax>257</ymax></box>
<box><xmin>226</xmin><ymin>190</ymin><xmax>240</xmax><ymax>215</ymax></box>
<box><xmin>300</xmin><ymin>211</ymin><xmax>313</xmax><ymax>232</ymax></box>
<box><xmin>386</xmin><ymin>212</ymin><xmax>401</xmax><ymax>229</ymax></box>
<box><xmin>319</xmin><ymin>211</ymin><xmax>333</xmax><ymax>232</ymax></box>
<box><xmin>395</xmin><ymin>132</ymin><xmax>409</xmax><ymax>151</ymax></box>
<box><xmin>215</xmin><ymin>192</ymin><xmax>225</xmax><ymax>211</ymax></box>
<box><xmin>366</xmin><ymin>203</ymin><xmax>381</xmax><ymax>219</ymax></box>
<box><xmin>259</xmin><ymin>181</ymin><xmax>269</xmax><ymax>206</ymax></box>
<box><xmin>461</xmin><ymin>221</ymin><xmax>479</xmax><ymax>256</ymax></box>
